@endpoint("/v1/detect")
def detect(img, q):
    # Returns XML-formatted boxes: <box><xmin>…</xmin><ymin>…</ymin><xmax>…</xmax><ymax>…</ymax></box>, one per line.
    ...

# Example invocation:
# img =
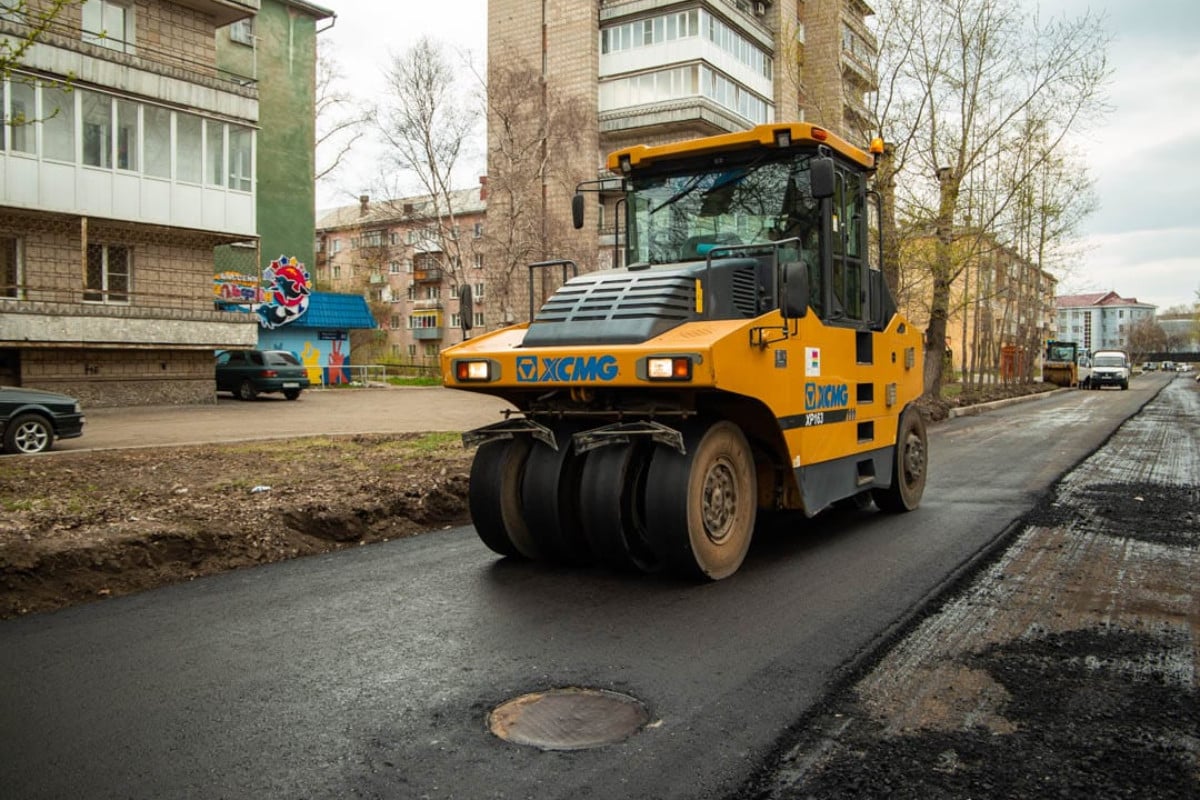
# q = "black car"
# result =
<box><xmin>0</xmin><ymin>386</ymin><xmax>86</xmax><ymax>454</ymax></box>
<box><xmin>215</xmin><ymin>349</ymin><xmax>311</xmax><ymax>400</ymax></box>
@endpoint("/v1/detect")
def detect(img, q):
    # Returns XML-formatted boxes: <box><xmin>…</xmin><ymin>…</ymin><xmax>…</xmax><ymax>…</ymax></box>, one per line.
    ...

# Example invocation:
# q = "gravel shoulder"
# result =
<box><xmin>746</xmin><ymin>377</ymin><xmax>1200</xmax><ymax>799</ymax></box>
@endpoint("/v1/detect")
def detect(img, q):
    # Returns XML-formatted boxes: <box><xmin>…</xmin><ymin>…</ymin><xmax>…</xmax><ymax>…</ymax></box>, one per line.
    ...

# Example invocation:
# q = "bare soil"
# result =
<box><xmin>0</xmin><ymin>433</ymin><xmax>472</xmax><ymax>618</ymax></box>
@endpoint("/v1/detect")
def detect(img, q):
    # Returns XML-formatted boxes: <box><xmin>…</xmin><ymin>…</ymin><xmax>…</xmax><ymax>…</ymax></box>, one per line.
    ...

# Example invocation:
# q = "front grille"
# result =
<box><xmin>534</xmin><ymin>273</ymin><xmax>694</xmax><ymax>324</ymax></box>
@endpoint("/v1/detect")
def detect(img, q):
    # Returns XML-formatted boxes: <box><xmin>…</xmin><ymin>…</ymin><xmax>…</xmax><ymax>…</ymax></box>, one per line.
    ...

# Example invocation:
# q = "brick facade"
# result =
<box><xmin>1</xmin><ymin>0</ymin><xmax>262</xmax><ymax>407</ymax></box>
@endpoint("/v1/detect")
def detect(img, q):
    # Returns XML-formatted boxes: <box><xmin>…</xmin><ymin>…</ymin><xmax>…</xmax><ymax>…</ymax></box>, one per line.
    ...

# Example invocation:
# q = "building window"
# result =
<box><xmin>332</xmin><ymin>265</ymin><xmax>341</xmax><ymax>279</ymax></box>
<box><xmin>42</xmin><ymin>85</ymin><xmax>75</xmax><ymax>162</ymax></box>
<box><xmin>450</xmin><ymin>312</ymin><xmax>461</xmax><ymax>328</ymax></box>
<box><xmin>81</xmin><ymin>89</ymin><xmax>112</xmax><ymax>168</ymax></box>
<box><xmin>6</xmin><ymin>80</ymin><xmax>35</xmax><ymax>154</ymax></box>
<box><xmin>176</xmin><ymin>112</ymin><xmax>203</xmax><ymax>183</ymax></box>
<box><xmin>389</xmin><ymin>261</ymin><xmax>401</xmax><ymax>274</ymax></box>
<box><xmin>473</xmin><ymin>282</ymin><xmax>485</xmax><ymax>299</ymax></box>
<box><xmin>407</xmin><ymin>344</ymin><xmax>416</xmax><ymax>358</ymax></box>
<box><xmin>473</xmin><ymin>253</ymin><xmax>483</xmax><ymax>270</ymax></box>
<box><xmin>84</xmin><ymin>243</ymin><xmax>130</xmax><ymax>304</ymax></box>
<box><xmin>228</xmin><ymin>125</ymin><xmax>252</xmax><ymax>191</ymax></box>
<box><xmin>206</xmin><ymin>119</ymin><xmax>225</xmax><ymax>187</ymax></box>
<box><xmin>473</xmin><ymin>222</ymin><xmax>484</xmax><ymax>238</ymax></box>
<box><xmin>331</xmin><ymin>239</ymin><xmax>342</xmax><ymax>253</ymax></box>
<box><xmin>1</xmin><ymin>236</ymin><xmax>23</xmax><ymax>299</ymax></box>
<box><xmin>390</xmin><ymin>315</ymin><xmax>401</xmax><ymax>329</ymax></box>
<box><xmin>82</xmin><ymin>0</ymin><xmax>134</xmax><ymax>53</ymax></box>
<box><xmin>229</xmin><ymin>17</ymin><xmax>253</xmax><ymax>46</ymax></box>
<box><xmin>424</xmin><ymin>344</ymin><xmax>439</xmax><ymax>357</ymax></box>
<box><xmin>143</xmin><ymin>104</ymin><xmax>170</xmax><ymax>177</ymax></box>
<box><xmin>425</xmin><ymin>285</ymin><xmax>441</xmax><ymax>300</ymax></box>
<box><xmin>116</xmin><ymin>99</ymin><xmax>137</xmax><ymax>170</ymax></box>
<box><xmin>473</xmin><ymin>312</ymin><xmax>485</xmax><ymax>328</ymax></box>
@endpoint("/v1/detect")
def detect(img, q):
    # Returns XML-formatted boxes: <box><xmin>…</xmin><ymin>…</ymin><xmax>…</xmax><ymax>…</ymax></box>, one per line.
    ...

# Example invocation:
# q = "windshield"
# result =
<box><xmin>626</xmin><ymin>152</ymin><xmax>820</xmax><ymax>265</ymax></box>
<box><xmin>1046</xmin><ymin>344</ymin><xmax>1076</xmax><ymax>362</ymax></box>
<box><xmin>1093</xmin><ymin>356</ymin><xmax>1125</xmax><ymax>368</ymax></box>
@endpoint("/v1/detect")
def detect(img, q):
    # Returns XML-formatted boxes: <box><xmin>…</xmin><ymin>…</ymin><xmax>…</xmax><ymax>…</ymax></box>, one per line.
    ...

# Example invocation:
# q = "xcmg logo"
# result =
<box><xmin>805</xmin><ymin>382</ymin><xmax>849</xmax><ymax>411</ymax></box>
<box><xmin>516</xmin><ymin>354</ymin><xmax>619</xmax><ymax>383</ymax></box>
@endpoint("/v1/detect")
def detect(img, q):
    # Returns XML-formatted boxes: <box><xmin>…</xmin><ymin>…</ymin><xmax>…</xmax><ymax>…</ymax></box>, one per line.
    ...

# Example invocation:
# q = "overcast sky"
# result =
<box><xmin>315</xmin><ymin>0</ymin><xmax>1200</xmax><ymax>311</ymax></box>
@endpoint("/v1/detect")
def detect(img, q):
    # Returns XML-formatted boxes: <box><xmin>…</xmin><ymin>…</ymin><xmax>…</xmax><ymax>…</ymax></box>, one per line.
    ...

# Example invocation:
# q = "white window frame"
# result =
<box><xmin>229</xmin><ymin>17</ymin><xmax>254</xmax><ymax>46</ymax></box>
<box><xmin>84</xmin><ymin>243</ymin><xmax>131</xmax><ymax>305</ymax></box>
<box><xmin>82</xmin><ymin>0</ymin><xmax>136</xmax><ymax>54</ymax></box>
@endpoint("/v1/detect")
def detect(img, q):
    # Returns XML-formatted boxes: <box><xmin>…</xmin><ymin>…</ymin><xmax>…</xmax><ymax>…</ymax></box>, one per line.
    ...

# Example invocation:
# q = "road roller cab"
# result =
<box><xmin>441</xmin><ymin>123</ymin><xmax>927</xmax><ymax>580</ymax></box>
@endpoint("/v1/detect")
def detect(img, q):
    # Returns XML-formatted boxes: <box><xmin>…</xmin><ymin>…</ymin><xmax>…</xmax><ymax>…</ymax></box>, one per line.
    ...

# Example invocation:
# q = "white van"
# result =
<box><xmin>1091</xmin><ymin>350</ymin><xmax>1131</xmax><ymax>390</ymax></box>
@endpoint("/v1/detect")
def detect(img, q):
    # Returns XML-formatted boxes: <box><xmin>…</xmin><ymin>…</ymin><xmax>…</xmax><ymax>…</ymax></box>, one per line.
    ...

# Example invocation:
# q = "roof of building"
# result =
<box><xmin>1055</xmin><ymin>291</ymin><xmax>1156</xmax><ymax>310</ymax></box>
<box><xmin>316</xmin><ymin>187</ymin><xmax>486</xmax><ymax>232</ymax></box>
<box><xmin>298</xmin><ymin>291</ymin><xmax>377</xmax><ymax>329</ymax></box>
<box><xmin>277</xmin><ymin>0</ymin><xmax>336</xmax><ymax>20</ymax></box>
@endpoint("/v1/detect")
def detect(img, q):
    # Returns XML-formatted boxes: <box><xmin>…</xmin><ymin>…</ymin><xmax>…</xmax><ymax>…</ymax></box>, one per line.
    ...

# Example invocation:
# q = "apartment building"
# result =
<box><xmin>314</xmin><ymin>188</ymin><xmax>488</xmax><ymax>366</ymax></box>
<box><xmin>1054</xmin><ymin>291</ymin><xmax>1157</xmax><ymax>355</ymax></box>
<box><xmin>899</xmin><ymin>234</ymin><xmax>1058</xmax><ymax>380</ymax></box>
<box><xmin>1</xmin><ymin>0</ymin><xmax>262</xmax><ymax>406</ymax></box>
<box><xmin>485</xmin><ymin>0</ymin><xmax>878</xmax><ymax>326</ymax></box>
<box><xmin>216</xmin><ymin>0</ymin><xmax>331</xmax><ymax>277</ymax></box>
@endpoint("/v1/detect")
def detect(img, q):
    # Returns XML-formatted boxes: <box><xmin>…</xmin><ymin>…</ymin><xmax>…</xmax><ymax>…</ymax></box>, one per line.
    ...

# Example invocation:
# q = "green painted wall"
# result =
<box><xmin>217</xmin><ymin>0</ymin><xmax>323</xmax><ymax>277</ymax></box>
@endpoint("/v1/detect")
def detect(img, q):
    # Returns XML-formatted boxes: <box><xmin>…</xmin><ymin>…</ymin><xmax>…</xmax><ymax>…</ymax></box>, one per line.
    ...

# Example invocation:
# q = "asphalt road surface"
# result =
<box><xmin>0</xmin><ymin>374</ymin><xmax>1176</xmax><ymax>799</ymax></box>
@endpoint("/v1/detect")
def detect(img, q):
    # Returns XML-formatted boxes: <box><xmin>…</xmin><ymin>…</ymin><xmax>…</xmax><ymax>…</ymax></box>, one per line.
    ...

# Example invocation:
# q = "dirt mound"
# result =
<box><xmin>0</xmin><ymin>434</ymin><xmax>473</xmax><ymax>618</ymax></box>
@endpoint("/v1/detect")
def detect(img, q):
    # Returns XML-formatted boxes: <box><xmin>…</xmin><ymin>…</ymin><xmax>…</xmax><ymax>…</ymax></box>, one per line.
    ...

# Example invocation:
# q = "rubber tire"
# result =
<box><xmin>1121</xmin><ymin>381</ymin><xmax>1128</xmax><ymax>390</ymax></box>
<box><xmin>3</xmin><ymin>413</ymin><xmax>53</xmax><ymax>454</ymax></box>
<box><xmin>578</xmin><ymin>442</ymin><xmax>660</xmax><ymax>573</ymax></box>
<box><xmin>873</xmin><ymin>408</ymin><xmax>928</xmax><ymax>513</ymax></box>
<box><xmin>283</xmin><ymin>389</ymin><xmax>301</xmax><ymax>400</ymax></box>
<box><xmin>238</xmin><ymin>380</ymin><xmax>258</xmax><ymax>401</ymax></box>
<box><xmin>644</xmin><ymin>421</ymin><xmax>757</xmax><ymax>581</ymax></box>
<box><xmin>468</xmin><ymin>438</ymin><xmax>539</xmax><ymax>559</ymax></box>
<box><xmin>520</xmin><ymin>427</ymin><xmax>592</xmax><ymax>565</ymax></box>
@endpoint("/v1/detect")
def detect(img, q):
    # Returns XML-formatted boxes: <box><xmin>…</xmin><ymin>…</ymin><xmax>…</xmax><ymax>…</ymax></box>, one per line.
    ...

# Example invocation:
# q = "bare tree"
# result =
<box><xmin>314</xmin><ymin>48</ymin><xmax>369</xmax><ymax>186</ymax></box>
<box><xmin>1127</xmin><ymin>317</ymin><xmax>1166</xmax><ymax>363</ymax></box>
<box><xmin>372</xmin><ymin>37</ymin><xmax>481</xmax><ymax>301</ymax></box>
<box><xmin>876</xmin><ymin>0</ymin><xmax>1110</xmax><ymax>396</ymax></box>
<box><xmin>482</xmin><ymin>50</ymin><xmax>590</xmax><ymax>327</ymax></box>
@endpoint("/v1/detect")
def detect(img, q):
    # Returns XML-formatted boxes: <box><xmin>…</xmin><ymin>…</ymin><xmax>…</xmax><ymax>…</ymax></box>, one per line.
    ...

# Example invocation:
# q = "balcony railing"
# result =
<box><xmin>413</xmin><ymin>268</ymin><xmax>444</xmax><ymax>283</ymax></box>
<box><xmin>412</xmin><ymin>327</ymin><xmax>443</xmax><ymax>341</ymax></box>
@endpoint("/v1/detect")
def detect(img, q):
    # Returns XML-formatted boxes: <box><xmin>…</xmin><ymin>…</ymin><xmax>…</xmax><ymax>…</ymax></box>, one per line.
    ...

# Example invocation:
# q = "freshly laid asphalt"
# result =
<box><xmin>54</xmin><ymin>386</ymin><xmax>515</xmax><ymax>452</ymax></box>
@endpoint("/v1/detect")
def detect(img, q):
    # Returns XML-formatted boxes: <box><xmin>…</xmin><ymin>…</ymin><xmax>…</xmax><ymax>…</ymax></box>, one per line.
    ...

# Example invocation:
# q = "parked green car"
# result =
<box><xmin>0</xmin><ymin>386</ymin><xmax>86</xmax><ymax>454</ymax></box>
<box><xmin>215</xmin><ymin>350</ymin><xmax>311</xmax><ymax>401</ymax></box>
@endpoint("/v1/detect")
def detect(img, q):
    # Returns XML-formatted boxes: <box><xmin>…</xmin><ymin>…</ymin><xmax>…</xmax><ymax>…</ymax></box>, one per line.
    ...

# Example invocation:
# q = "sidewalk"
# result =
<box><xmin>56</xmin><ymin>386</ymin><xmax>514</xmax><ymax>452</ymax></box>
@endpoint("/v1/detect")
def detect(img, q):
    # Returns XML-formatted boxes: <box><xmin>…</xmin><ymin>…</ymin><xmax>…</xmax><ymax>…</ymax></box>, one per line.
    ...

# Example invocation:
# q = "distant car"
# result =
<box><xmin>215</xmin><ymin>350</ymin><xmax>311</xmax><ymax>401</ymax></box>
<box><xmin>1142</xmin><ymin>361</ymin><xmax>1156</xmax><ymax>372</ymax></box>
<box><xmin>1178</xmin><ymin>363</ymin><xmax>1193</xmax><ymax>373</ymax></box>
<box><xmin>0</xmin><ymin>386</ymin><xmax>86</xmax><ymax>454</ymax></box>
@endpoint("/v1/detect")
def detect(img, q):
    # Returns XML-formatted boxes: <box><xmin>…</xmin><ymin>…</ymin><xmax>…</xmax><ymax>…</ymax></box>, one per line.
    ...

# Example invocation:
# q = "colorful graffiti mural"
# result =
<box><xmin>257</xmin><ymin>255</ymin><xmax>312</xmax><ymax>330</ymax></box>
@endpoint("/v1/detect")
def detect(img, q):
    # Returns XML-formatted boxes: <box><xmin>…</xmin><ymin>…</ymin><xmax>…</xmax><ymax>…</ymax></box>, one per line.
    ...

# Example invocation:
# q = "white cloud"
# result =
<box><xmin>1065</xmin><ymin>228</ymin><xmax>1200</xmax><ymax>310</ymax></box>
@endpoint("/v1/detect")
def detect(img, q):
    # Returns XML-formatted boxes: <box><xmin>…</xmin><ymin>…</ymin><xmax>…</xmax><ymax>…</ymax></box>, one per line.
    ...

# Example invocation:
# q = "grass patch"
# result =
<box><xmin>385</xmin><ymin>375</ymin><xmax>442</xmax><ymax>387</ymax></box>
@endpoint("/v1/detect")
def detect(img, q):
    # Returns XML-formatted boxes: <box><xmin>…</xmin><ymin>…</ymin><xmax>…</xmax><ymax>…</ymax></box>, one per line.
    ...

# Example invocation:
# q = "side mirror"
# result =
<box><xmin>810</xmin><ymin>157</ymin><xmax>835</xmax><ymax>199</ymax></box>
<box><xmin>571</xmin><ymin>193</ymin><xmax>585</xmax><ymax>230</ymax></box>
<box><xmin>781</xmin><ymin>262</ymin><xmax>809</xmax><ymax>319</ymax></box>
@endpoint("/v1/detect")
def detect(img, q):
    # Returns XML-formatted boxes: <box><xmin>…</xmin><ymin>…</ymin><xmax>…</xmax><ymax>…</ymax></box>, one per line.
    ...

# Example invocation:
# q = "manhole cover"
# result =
<box><xmin>488</xmin><ymin>687</ymin><xmax>650</xmax><ymax>751</ymax></box>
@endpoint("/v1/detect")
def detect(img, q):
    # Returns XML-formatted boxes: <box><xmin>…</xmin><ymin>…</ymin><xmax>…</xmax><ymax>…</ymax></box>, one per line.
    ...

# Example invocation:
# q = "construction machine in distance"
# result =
<box><xmin>440</xmin><ymin>122</ymin><xmax>927</xmax><ymax>580</ymax></box>
<box><xmin>1043</xmin><ymin>340</ymin><xmax>1087</xmax><ymax>388</ymax></box>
